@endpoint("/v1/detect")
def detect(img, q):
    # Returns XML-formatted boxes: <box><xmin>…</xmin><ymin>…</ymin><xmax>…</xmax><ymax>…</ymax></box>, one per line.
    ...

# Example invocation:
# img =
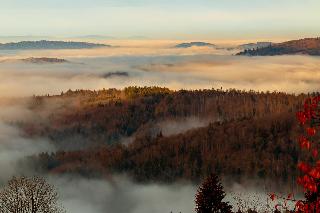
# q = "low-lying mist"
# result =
<box><xmin>0</xmin><ymin>103</ymin><xmax>55</xmax><ymax>183</ymax></box>
<box><xmin>0</xmin><ymin>45</ymin><xmax>320</xmax><ymax>97</ymax></box>
<box><xmin>51</xmin><ymin>175</ymin><xmax>196</xmax><ymax>213</ymax></box>
<box><xmin>0</xmin><ymin>101</ymin><xmax>197</xmax><ymax>213</ymax></box>
<box><xmin>0</xmin><ymin>100</ymin><xmax>299</xmax><ymax>212</ymax></box>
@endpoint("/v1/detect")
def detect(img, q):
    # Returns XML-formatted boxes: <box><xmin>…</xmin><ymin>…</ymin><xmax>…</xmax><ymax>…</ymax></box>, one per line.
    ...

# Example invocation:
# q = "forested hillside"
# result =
<box><xmin>24</xmin><ymin>87</ymin><xmax>307</xmax><ymax>143</ymax></box>
<box><xmin>18</xmin><ymin>87</ymin><xmax>319</xmax><ymax>184</ymax></box>
<box><xmin>237</xmin><ymin>37</ymin><xmax>320</xmax><ymax>56</ymax></box>
<box><xmin>37</xmin><ymin>112</ymin><xmax>306</xmax><ymax>183</ymax></box>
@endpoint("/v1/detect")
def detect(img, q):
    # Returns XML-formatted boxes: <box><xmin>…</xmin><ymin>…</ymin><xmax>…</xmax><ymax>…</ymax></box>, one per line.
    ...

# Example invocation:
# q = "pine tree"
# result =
<box><xmin>195</xmin><ymin>174</ymin><xmax>232</xmax><ymax>213</ymax></box>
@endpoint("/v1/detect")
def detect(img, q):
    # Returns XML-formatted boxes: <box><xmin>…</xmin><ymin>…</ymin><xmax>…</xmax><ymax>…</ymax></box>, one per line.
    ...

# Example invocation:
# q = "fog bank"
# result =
<box><xmin>1</xmin><ymin>55</ymin><xmax>320</xmax><ymax>98</ymax></box>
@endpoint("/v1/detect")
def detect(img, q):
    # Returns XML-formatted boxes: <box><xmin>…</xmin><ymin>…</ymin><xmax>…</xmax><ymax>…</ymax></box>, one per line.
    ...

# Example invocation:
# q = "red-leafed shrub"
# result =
<box><xmin>271</xmin><ymin>95</ymin><xmax>320</xmax><ymax>212</ymax></box>
<box><xmin>295</xmin><ymin>96</ymin><xmax>320</xmax><ymax>212</ymax></box>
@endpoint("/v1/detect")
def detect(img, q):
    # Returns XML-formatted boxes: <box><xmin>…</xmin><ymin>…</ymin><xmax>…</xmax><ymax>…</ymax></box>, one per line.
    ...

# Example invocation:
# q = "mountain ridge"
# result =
<box><xmin>237</xmin><ymin>37</ymin><xmax>320</xmax><ymax>56</ymax></box>
<box><xmin>0</xmin><ymin>40</ymin><xmax>109</xmax><ymax>50</ymax></box>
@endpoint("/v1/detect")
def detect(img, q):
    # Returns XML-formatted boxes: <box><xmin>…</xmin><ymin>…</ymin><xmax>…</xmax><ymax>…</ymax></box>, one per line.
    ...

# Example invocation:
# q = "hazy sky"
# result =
<box><xmin>1</xmin><ymin>0</ymin><xmax>319</xmax><ymax>39</ymax></box>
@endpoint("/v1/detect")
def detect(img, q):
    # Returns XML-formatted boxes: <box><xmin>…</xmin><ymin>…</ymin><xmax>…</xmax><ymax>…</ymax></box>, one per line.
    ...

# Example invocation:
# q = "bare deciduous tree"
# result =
<box><xmin>0</xmin><ymin>176</ymin><xmax>64</xmax><ymax>213</ymax></box>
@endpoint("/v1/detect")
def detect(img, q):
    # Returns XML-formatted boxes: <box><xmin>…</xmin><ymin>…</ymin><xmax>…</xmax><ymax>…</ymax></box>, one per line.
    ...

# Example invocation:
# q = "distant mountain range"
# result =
<box><xmin>0</xmin><ymin>40</ymin><xmax>109</xmax><ymax>50</ymax></box>
<box><xmin>174</xmin><ymin>42</ymin><xmax>216</xmax><ymax>48</ymax></box>
<box><xmin>0</xmin><ymin>57</ymin><xmax>69</xmax><ymax>64</ymax></box>
<box><xmin>237</xmin><ymin>38</ymin><xmax>320</xmax><ymax>56</ymax></box>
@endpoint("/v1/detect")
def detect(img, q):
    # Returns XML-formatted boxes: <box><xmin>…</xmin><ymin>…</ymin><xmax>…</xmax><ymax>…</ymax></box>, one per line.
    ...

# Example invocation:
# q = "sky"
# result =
<box><xmin>0</xmin><ymin>0</ymin><xmax>319</xmax><ymax>39</ymax></box>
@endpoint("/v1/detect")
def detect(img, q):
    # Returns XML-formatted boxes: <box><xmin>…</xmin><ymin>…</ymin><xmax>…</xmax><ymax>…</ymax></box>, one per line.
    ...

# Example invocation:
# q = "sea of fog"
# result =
<box><xmin>0</xmin><ymin>44</ymin><xmax>319</xmax><ymax>97</ymax></box>
<box><xmin>0</xmin><ymin>43</ymin><xmax>314</xmax><ymax>212</ymax></box>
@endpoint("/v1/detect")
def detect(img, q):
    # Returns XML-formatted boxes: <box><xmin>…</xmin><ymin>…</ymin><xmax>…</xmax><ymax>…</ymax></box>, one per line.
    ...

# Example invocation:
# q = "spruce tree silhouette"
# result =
<box><xmin>195</xmin><ymin>174</ymin><xmax>232</xmax><ymax>213</ymax></box>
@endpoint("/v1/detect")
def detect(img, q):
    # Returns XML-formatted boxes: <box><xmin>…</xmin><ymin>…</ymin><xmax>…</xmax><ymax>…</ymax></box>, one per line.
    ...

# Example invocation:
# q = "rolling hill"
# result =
<box><xmin>174</xmin><ymin>42</ymin><xmax>216</xmax><ymax>48</ymax></box>
<box><xmin>237</xmin><ymin>38</ymin><xmax>320</xmax><ymax>56</ymax></box>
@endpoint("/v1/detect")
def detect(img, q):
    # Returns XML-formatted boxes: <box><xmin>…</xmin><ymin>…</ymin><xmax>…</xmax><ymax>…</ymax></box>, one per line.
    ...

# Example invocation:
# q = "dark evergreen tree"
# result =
<box><xmin>195</xmin><ymin>174</ymin><xmax>232</xmax><ymax>213</ymax></box>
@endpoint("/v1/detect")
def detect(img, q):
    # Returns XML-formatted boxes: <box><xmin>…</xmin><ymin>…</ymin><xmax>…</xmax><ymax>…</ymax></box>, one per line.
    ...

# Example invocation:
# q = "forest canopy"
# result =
<box><xmin>9</xmin><ymin>87</ymin><xmax>316</xmax><ymax>186</ymax></box>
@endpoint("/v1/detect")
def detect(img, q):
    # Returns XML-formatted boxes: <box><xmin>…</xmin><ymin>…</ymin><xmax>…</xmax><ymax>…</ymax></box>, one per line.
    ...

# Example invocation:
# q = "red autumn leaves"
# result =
<box><xmin>296</xmin><ymin>96</ymin><xmax>319</xmax><ymax>159</ymax></box>
<box><xmin>296</xmin><ymin>97</ymin><xmax>319</xmax><ymax>156</ymax></box>
<box><xmin>295</xmin><ymin>96</ymin><xmax>320</xmax><ymax>212</ymax></box>
<box><xmin>299</xmin><ymin>136</ymin><xmax>311</xmax><ymax>150</ymax></box>
<box><xmin>297</xmin><ymin>111</ymin><xmax>307</xmax><ymax>125</ymax></box>
<box><xmin>269</xmin><ymin>96</ymin><xmax>320</xmax><ymax>212</ymax></box>
<box><xmin>297</xmin><ymin>96</ymin><xmax>320</xmax><ymax>126</ymax></box>
<box><xmin>307</xmin><ymin>127</ymin><xmax>317</xmax><ymax>136</ymax></box>
<box><xmin>298</xmin><ymin>131</ymin><xmax>317</xmax><ymax>157</ymax></box>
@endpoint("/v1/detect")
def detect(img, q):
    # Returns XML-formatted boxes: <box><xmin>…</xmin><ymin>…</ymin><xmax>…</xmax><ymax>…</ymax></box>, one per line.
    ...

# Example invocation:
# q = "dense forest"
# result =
<box><xmin>16</xmin><ymin>87</ymin><xmax>320</xmax><ymax>185</ymax></box>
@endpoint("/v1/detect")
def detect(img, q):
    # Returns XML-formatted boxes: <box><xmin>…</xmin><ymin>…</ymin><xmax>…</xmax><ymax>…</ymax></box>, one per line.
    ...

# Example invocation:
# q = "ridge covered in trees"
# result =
<box><xmin>15</xmin><ymin>87</ymin><xmax>319</xmax><ymax>185</ymax></box>
<box><xmin>237</xmin><ymin>37</ymin><xmax>320</xmax><ymax>56</ymax></box>
<box><xmin>24</xmin><ymin>87</ymin><xmax>308</xmax><ymax>145</ymax></box>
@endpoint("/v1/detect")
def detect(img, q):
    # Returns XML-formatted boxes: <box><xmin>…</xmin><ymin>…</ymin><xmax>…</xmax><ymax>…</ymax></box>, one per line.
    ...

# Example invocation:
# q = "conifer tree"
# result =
<box><xmin>195</xmin><ymin>174</ymin><xmax>232</xmax><ymax>213</ymax></box>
